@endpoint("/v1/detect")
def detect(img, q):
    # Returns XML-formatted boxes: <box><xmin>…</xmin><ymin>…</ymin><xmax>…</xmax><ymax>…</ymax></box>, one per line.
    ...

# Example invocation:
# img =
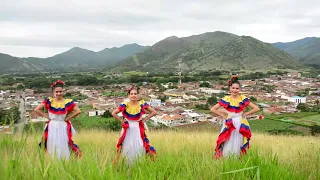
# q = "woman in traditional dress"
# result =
<box><xmin>34</xmin><ymin>80</ymin><xmax>81</xmax><ymax>159</ymax></box>
<box><xmin>210</xmin><ymin>76</ymin><xmax>259</xmax><ymax>158</ymax></box>
<box><xmin>112</xmin><ymin>85</ymin><xmax>157</xmax><ymax>164</ymax></box>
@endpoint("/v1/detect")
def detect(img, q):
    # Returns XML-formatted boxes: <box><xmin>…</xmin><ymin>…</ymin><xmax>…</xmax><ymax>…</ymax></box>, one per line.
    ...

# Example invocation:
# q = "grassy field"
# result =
<box><xmin>1</xmin><ymin>128</ymin><xmax>319</xmax><ymax>179</ymax></box>
<box><xmin>269</xmin><ymin>112</ymin><xmax>320</xmax><ymax>126</ymax></box>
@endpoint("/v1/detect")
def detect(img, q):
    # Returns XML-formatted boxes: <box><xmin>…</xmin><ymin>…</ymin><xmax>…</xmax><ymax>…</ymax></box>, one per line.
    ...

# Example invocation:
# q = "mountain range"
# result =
<box><xmin>114</xmin><ymin>31</ymin><xmax>301</xmax><ymax>72</ymax></box>
<box><xmin>272</xmin><ymin>37</ymin><xmax>320</xmax><ymax>66</ymax></box>
<box><xmin>0</xmin><ymin>31</ymin><xmax>319</xmax><ymax>73</ymax></box>
<box><xmin>0</xmin><ymin>43</ymin><xmax>147</xmax><ymax>73</ymax></box>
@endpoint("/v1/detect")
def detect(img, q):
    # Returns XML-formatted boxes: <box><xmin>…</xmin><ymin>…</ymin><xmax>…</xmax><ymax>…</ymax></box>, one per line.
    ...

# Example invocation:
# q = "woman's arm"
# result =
<box><xmin>210</xmin><ymin>103</ymin><xmax>228</xmax><ymax>119</ymax></box>
<box><xmin>33</xmin><ymin>103</ymin><xmax>49</xmax><ymax>119</ymax></box>
<box><xmin>243</xmin><ymin>102</ymin><xmax>260</xmax><ymax>117</ymax></box>
<box><xmin>112</xmin><ymin>109</ymin><xmax>126</xmax><ymax>123</ymax></box>
<box><xmin>142</xmin><ymin>106</ymin><xmax>157</xmax><ymax>123</ymax></box>
<box><xmin>65</xmin><ymin>106</ymin><xmax>81</xmax><ymax>121</ymax></box>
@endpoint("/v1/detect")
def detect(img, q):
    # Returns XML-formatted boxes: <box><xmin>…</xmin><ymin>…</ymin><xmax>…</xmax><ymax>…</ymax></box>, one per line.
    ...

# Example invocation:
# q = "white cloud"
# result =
<box><xmin>0</xmin><ymin>0</ymin><xmax>319</xmax><ymax>57</ymax></box>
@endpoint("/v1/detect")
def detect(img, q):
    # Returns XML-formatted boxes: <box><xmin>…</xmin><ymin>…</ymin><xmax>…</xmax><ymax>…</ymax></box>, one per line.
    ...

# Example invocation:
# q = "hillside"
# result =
<box><xmin>0</xmin><ymin>43</ymin><xmax>146</xmax><ymax>73</ymax></box>
<box><xmin>0</xmin><ymin>53</ymin><xmax>44</xmax><ymax>72</ymax></box>
<box><xmin>273</xmin><ymin>37</ymin><xmax>320</xmax><ymax>66</ymax></box>
<box><xmin>114</xmin><ymin>31</ymin><xmax>301</xmax><ymax>72</ymax></box>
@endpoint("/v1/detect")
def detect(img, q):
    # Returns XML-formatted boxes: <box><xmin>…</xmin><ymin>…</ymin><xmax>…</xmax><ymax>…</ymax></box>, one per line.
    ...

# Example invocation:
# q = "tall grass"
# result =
<box><xmin>1</xmin><ymin>128</ymin><xmax>319</xmax><ymax>179</ymax></box>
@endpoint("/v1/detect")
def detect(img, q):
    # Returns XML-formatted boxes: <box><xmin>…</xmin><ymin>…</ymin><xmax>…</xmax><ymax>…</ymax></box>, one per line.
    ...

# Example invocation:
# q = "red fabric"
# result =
<box><xmin>139</xmin><ymin>121</ymin><xmax>155</xmax><ymax>155</ymax></box>
<box><xmin>214</xmin><ymin>119</ymin><xmax>236</xmax><ymax>159</ymax></box>
<box><xmin>65</xmin><ymin>120</ymin><xmax>81</xmax><ymax>157</ymax></box>
<box><xmin>116</xmin><ymin>122</ymin><xmax>129</xmax><ymax>151</ymax></box>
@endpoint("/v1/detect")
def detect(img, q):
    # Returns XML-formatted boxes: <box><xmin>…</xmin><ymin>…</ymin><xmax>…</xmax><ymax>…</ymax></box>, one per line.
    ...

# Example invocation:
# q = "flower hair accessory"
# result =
<box><xmin>228</xmin><ymin>75</ymin><xmax>238</xmax><ymax>87</ymax></box>
<box><xmin>50</xmin><ymin>80</ymin><xmax>65</xmax><ymax>89</ymax></box>
<box><xmin>126</xmin><ymin>85</ymin><xmax>140</xmax><ymax>94</ymax></box>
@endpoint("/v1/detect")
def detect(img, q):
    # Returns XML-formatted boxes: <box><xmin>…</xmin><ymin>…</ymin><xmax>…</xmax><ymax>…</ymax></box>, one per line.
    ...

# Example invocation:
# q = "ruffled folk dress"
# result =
<box><xmin>39</xmin><ymin>97</ymin><xmax>81</xmax><ymax>159</ymax></box>
<box><xmin>214</xmin><ymin>95</ymin><xmax>252</xmax><ymax>158</ymax></box>
<box><xmin>116</xmin><ymin>100</ymin><xmax>156</xmax><ymax>164</ymax></box>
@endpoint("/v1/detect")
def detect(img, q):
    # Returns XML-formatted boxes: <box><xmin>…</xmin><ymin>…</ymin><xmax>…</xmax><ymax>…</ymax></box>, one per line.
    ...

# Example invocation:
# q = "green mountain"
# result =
<box><xmin>273</xmin><ymin>37</ymin><xmax>320</xmax><ymax>66</ymax></box>
<box><xmin>114</xmin><ymin>31</ymin><xmax>301</xmax><ymax>72</ymax></box>
<box><xmin>0</xmin><ymin>53</ymin><xmax>44</xmax><ymax>73</ymax></box>
<box><xmin>0</xmin><ymin>43</ymin><xmax>146</xmax><ymax>73</ymax></box>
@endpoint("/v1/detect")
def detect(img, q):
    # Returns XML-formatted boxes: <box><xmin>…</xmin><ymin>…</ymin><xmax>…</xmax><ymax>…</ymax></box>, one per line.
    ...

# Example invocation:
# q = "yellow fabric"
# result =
<box><xmin>123</xmin><ymin>100</ymin><xmax>145</xmax><ymax>115</ymax></box>
<box><xmin>241</xmin><ymin>118</ymin><xmax>250</xmax><ymax>147</ymax></box>
<box><xmin>221</xmin><ymin>95</ymin><xmax>247</xmax><ymax>107</ymax></box>
<box><xmin>242</xmin><ymin>118</ymin><xmax>250</xmax><ymax>126</ymax></box>
<box><xmin>48</xmin><ymin>97</ymin><xmax>73</xmax><ymax>108</ymax></box>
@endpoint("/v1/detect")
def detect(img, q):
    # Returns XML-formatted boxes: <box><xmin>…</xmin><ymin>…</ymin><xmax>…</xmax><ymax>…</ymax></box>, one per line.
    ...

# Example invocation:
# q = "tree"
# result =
<box><xmin>250</xmin><ymin>96</ymin><xmax>257</xmax><ymax>102</ymax></box>
<box><xmin>137</xmin><ymin>82</ymin><xmax>143</xmax><ymax>87</ymax></box>
<box><xmin>0</xmin><ymin>109</ymin><xmax>5</xmax><ymax>124</ymax></box>
<box><xmin>77</xmin><ymin>76</ymin><xmax>98</xmax><ymax>86</ymax></box>
<box><xmin>218</xmin><ymin>92</ymin><xmax>226</xmax><ymax>98</ymax></box>
<box><xmin>65</xmin><ymin>92</ymin><xmax>72</xmax><ymax>97</ymax></box>
<box><xmin>207</xmin><ymin>96</ymin><xmax>217</xmax><ymax>105</ymax></box>
<box><xmin>17</xmin><ymin>84</ymin><xmax>25</xmax><ymax>90</ymax></box>
<box><xmin>316</xmin><ymin>99</ymin><xmax>319</xmax><ymax>106</ymax></box>
<box><xmin>195</xmin><ymin>104</ymin><xmax>209</xmax><ymax>110</ymax></box>
<box><xmin>102</xmin><ymin>110</ymin><xmax>113</xmax><ymax>118</ymax></box>
<box><xmin>310</xmin><ymin>125</ymin><xmax>320</xmax><ymax>136</ymax></box>
<box><xmin>297</xmin><ymin>103</ymin><xmax>309</xmax><ymax>112</ymax></box>
<box><xmin>200</xmin><ymin>81</ymin><xmax>211</xmax><ymax>88</ymax></box>
<box><xmin>106</xmin><ymin>118</ymin><xmax>122</xmax><ymax>131</ymax></box>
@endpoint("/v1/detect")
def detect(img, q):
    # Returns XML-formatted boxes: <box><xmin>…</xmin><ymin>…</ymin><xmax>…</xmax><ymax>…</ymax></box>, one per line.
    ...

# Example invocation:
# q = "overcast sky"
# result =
<box><xmin>1</xmin><ymin>0</ymin><xmax>319</xmax><ymax>58</ymax></box>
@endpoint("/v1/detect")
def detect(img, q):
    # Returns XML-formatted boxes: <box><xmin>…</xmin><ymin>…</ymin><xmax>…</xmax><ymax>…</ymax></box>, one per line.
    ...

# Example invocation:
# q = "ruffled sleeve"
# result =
<box><xmin>65</xmin><ymin>99</ymin><xmax>76</xmax><ymax>114</ymax></box>
<box><xmin>240</xmin><ymin>95</ymin><xmax>250</xmax><ymax>108</ymax></box>
<box><xmin>140</xmin><ymin>100</ymin><xmax>150</xmax><ymax>114</ymax></box>
<box><xmin>118</xmin><ymin>102</ymin><xmax>127</xmax><ymax>112</ymax></box>
<box><xmin>42</xmin><ymin>97</ymin><xmax>50</xmax><ymax>110</ymax></box>
<box><xmin>218</xmin><ymin>96</ymin><xmax>230</xmax><ymax>109</ymax></box>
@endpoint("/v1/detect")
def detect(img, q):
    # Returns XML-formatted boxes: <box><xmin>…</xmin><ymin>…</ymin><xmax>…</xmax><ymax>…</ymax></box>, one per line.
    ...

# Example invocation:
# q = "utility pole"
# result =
<box><xmin>178</xmin><ymin>59</ymin><xmax>182</xmax><ymax>85</ymax></box>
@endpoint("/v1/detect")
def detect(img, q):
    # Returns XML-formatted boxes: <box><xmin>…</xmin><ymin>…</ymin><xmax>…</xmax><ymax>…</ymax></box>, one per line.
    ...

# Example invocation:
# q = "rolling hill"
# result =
<box><xmin>0</xmin><ymin>43</ymin><xmax>146</xmax><ymax>73</ymax></box>
<box><xmin>273</xmin><ymin>37</ymin><xmax>320</xmax><ymax>66</ymax></box>
<box><xmin>114</xmin><ymin>31</ymin><xmax>301</xmax><ymax>72</ymax></box>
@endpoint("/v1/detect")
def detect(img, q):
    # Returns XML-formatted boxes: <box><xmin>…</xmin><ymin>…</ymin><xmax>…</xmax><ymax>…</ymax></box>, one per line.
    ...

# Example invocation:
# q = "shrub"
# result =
<box><xmin>310</xmin><ymin>125</ymin><xmax>320</xmax><ymax>136</ymax></box>
<box><xmin>267</xmin><ymin>129</ymin><xmax>304</xmax><ymax>136</ymax></box>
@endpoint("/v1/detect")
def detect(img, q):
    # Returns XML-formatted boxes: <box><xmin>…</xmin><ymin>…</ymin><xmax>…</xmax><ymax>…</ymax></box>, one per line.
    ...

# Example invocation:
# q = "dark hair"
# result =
<box><xmin>50</xmin><ymin>80</ymin><xmax>65</xmax><ymax>90</ymax></box>
<box><xmin>228</xmin><ymin>75</ymin><xmax>241</xmax><ymax>87</ymax></box>
<box><xmin>126</xmin><ymin>85</ymin><xmax>140</xmax><ymax>94</ymax></box>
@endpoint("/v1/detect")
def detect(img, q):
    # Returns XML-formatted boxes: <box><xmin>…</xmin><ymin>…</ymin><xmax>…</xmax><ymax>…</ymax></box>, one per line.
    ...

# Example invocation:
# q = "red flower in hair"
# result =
<box><xmin>50</xmin><ymin>80</ymin><xmax>65</xmax><ymax>88</ymax></box>
<box><xmin>126</xmin><ymin>85</ymin><xmax>140</xmax><ymax>94</ymax></box>
<box><xmin>228</xmin><ymin>75</ymin><xmax>238</xmax><ymax>87</ymax></box>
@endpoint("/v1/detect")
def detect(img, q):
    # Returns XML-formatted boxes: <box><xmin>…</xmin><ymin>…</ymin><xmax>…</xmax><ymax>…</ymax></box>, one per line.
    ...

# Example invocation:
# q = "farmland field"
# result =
<box><xmin>270</xmin><ymin>112</ymin><xmax>320</xmax><ymax>126</ymax></box>
<box><xmin>1</xmin><ymin>129</ymin><xmax>319</xmax><ymax>179</ymax></box>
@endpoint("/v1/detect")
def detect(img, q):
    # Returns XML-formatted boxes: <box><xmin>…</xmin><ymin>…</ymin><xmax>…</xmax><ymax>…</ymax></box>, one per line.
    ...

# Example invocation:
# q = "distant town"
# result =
<box><xmin>0</xmin><ymin>71</ymin><xmax>319</xmax><ymax>132</ymax></box>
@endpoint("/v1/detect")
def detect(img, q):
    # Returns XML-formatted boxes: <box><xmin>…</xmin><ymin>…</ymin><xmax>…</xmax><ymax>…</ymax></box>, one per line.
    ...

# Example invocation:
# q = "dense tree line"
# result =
<box><xmin>0</xmin><ymin>70</ymin><xmax>293</xmax><ymax>90</ymax></box>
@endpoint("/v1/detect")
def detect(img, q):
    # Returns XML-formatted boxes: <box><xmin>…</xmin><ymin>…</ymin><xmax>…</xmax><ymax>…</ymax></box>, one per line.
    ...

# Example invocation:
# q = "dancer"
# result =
<box><xmin>211</xmin><ymin>76</ymin><xmax>259</xmax><ymax>158</ymax></box>
<box><xmin>34</xmin><ymin>80</ymin><xmax>81</xmax><ymax>159</ymax></box>
<box><xmin>112</xmin><ymin>85</ymin><xmax>157</xmax><ymax>164</ymax></box>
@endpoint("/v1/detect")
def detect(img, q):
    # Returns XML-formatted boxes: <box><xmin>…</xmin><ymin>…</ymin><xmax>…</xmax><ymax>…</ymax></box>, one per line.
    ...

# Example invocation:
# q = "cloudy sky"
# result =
<box><xmin>1</xmin><ymin>0</ymin><xmax>319</xmax><ymax>57</ymax></box>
